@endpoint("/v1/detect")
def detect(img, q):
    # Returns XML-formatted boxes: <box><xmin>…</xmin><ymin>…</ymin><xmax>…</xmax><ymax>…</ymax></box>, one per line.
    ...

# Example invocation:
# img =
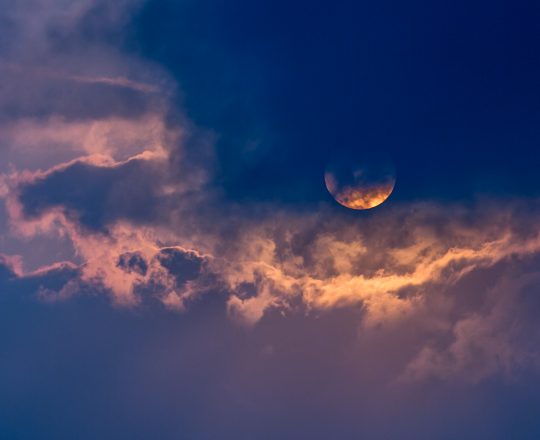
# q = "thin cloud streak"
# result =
<box><xmin>1</xmin><ymin>61</ymin><xmax>160</xmax><ymax>94</ymax></box>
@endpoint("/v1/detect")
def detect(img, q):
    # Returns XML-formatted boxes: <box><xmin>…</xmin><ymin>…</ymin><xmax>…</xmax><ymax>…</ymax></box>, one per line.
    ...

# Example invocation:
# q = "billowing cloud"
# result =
<box><xmin>3</xmin><ymin>0</ymin><xmax>540</xmax><ymax>402</ymax></box>
<box><xmin>5</xmin><ymin>1</ymin><xmax>540</xmax><ymax>438</ymax></box>
<box><xmin>5</xmin><ymin>145</ymin><xmax>540</xmax><ymax>382</ymax></box>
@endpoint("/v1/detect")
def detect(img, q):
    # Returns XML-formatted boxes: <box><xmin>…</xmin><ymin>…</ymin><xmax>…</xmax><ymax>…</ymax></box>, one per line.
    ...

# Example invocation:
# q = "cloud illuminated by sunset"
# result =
<box><xmin>2</xmin><ymin>1</ymin><xmax>540</xmax><ymax>438</ymax></box>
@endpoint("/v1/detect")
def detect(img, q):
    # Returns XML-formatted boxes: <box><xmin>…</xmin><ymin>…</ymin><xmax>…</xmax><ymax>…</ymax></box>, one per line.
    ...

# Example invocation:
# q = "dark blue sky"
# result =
<box><xmin>133</xmin><ymin>0</ymin><xmax>540</xmax><ymax>203</ymax></box>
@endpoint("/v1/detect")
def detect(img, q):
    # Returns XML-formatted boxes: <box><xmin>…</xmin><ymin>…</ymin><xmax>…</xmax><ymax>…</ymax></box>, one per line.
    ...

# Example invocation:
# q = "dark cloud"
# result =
<box><xmin>18</xmin><ymin>157</ymin><xmax>169</xmax><ymax>232</ymax></box>
<box><xmin>117</xmin><ymin>251</ymin><xmax>148</xmax><ymax>276</ymax></box>
<box><xmin>0</xmin><ymin>257</ymin><xmax>80</xmax><ymax>299</ymax></box>
<box><xmin>2</xmin><ymin>283</ymin><xmax>540</xmax><ymax>439</ymax></box>
<box><xmin>156</xmin><ymin>247</ymin><xmax>204</xmax><ymax>286</ymax></box>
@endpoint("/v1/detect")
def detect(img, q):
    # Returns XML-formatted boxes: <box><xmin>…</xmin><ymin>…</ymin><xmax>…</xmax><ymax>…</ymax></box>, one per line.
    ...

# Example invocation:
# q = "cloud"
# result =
<box><xmin>6</xmin><ymin>144</ymin><xmax>540</xmax><ymax>381</ymax></box>
<box><xmin>2</xmin><ymin>70</ymin><xmax>540</xmax><ymax>381</ymax></box>
<box><xmin>0</xmin><ymin>253</ymin><xmax>81</xmax><ymax>300</ymax></box>
<box><xmin>16</xmin><ymin>155</ymin><xmax>171</xmax><ymax>231</ymax></box>
<box><xmin>4</xmin><ymin>94</ymin><xmax>540</xmax><ymax>383</ymax></box>
<box><xmin>0</xmin><ymin>0</ymin><xmax>172</xmax><ymax>156</ymax></box>
<box><xmin>402</xmin><ymin>268</ymin><xmax>540</xmax><ymax>382</ymax></box>
<box><xmin>0</xmin><ymin>64</ymin><xmax>155</xmax><ymax>123</ymax></box>
<box><xmin>0</xmin><ymin>0</ymin><xmax>212</xmax><ymax>308</ymax></box>
<box><xmin>0</xmin><ymin>113</ymin><xmax>174</xmax><ymax>170</ymax></box>
<box><xmin>3</xmin><ymin>0</ymin><xmax>540</xmax><ymax>388</ymax></box>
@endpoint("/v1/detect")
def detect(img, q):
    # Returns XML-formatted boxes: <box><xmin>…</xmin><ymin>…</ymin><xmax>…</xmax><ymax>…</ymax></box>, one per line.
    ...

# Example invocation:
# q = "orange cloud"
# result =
<box><xmin>4</xmin><ymin>124</ymin><xmax>540</xmax><ymax>383</ymax></box>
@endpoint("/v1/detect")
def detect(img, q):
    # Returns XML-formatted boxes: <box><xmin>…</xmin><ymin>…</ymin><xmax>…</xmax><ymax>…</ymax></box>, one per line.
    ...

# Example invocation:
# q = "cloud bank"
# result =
<box><xmin>2</xmin><ymin>0</ymin><xmax>540</xmax><ymax>405</ymax></box>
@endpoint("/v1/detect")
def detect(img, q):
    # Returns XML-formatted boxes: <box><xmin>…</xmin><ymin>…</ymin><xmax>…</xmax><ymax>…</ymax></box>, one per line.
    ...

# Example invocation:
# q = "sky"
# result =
<box><xmin>2</xmin><ymin>0</ymin><xmax>540</xmax><ymax>438</ymax></box>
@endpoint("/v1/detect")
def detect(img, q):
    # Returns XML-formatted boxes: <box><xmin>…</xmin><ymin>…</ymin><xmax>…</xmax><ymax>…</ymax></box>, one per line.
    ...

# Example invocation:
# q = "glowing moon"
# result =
<box><xmin>324</xmin><ymin>157</ymin><xmax>396</xmax><ymax>210</ymax></box>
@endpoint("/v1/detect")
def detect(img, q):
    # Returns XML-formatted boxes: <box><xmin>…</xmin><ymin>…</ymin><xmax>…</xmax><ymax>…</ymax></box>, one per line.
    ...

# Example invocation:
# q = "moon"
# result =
<box><xmin>324</xmin><ymin>156</ymin><xmax>396</xmax><ymax>210</ymax></box>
